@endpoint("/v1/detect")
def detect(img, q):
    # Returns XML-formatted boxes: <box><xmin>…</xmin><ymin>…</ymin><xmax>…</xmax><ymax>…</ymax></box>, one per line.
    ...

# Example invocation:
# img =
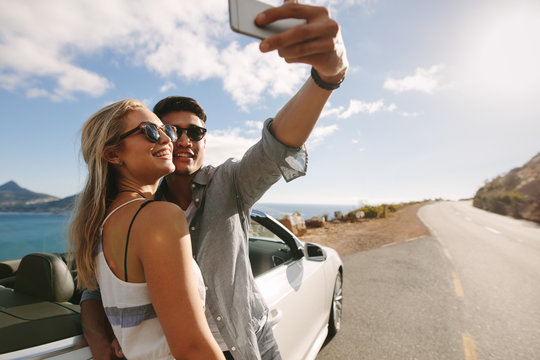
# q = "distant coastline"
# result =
<box><xmin>0</xmin><ymin>203</ymin><xmax>355</xmax><ymax>219</ymax></box>
<box><xmin>0</xmin><ymin>180</ymin><xmax>379</xmax><ymax>220</ymax></box>
<box><xmin>255</xmin><ymin>202</ymin><xmax>358</xmax><ymax>220</ymax></box>
<box><xmin>0</xmin><ymin>203</ymin><xmax>355</xmax><ymax>261</ymax></box>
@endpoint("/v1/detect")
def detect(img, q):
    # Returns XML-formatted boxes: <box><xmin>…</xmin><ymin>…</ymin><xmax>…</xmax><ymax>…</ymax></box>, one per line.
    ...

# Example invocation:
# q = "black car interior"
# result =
<box><xmin>0</xmin><ymin>252</ymin><xmax>82</xmax><ymax>355</ymax></box>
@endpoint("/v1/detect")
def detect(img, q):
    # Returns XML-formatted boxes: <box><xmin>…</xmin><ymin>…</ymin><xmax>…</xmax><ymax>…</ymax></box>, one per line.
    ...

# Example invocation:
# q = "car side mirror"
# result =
<box><xmin>305</xmin><ymin>243</ymin><xmax>327</xmax><ymax>262</ymax></box>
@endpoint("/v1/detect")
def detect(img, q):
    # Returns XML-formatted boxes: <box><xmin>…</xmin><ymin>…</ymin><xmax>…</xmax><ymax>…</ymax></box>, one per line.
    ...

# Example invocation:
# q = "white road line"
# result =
<box><xmin>485</xmin><ymin>226</ymin><xmax>500</xmax><ymax>234</ymax></box>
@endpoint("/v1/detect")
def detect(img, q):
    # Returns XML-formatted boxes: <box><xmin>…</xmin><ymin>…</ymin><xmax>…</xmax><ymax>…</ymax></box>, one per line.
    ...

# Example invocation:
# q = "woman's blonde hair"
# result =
<box><xmin>69</xmin><ymin>99</ymin><xmax>146</xmax><ymax>290</ymax></box>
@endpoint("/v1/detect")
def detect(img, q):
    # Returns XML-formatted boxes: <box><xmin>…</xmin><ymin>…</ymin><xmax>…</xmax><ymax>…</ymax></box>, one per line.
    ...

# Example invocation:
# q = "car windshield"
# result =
<box><xmin>249</xmin><ymin>218</ymin><xmax>283</xmax><ymax>242</ymax></box>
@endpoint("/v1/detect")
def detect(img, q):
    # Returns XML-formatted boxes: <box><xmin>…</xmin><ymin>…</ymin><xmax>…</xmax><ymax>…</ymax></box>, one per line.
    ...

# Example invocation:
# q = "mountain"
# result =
<box><xmin>473</xmin><ymin>152</ymin><xmax>540</xmax><ymax>223</ymax></box>
<box><xmin>0</xmin><ymin>181</ymin><xmax>78</xmax><ymax>214</ymax></box>
<box><xmin>5</xmin><ymin>195</ymin><xmax>77</xmax><ymax>214</ymax></box>
<box><xmin>0</xmin><ymin>181</ymin><xmax>59</xmax><ymax>207</ymax></box>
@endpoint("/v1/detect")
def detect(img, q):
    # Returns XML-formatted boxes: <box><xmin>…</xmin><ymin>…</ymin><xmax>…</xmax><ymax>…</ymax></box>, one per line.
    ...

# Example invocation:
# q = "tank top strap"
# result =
<box><xmin>124</xmin><ymin>200</ymin><xmax>155</xmax><ymax>282</ymax></box>
<box><xmin>99</xmin><ymin>198</ymin><xmax>148</xmax><ymax>234</ymax></box>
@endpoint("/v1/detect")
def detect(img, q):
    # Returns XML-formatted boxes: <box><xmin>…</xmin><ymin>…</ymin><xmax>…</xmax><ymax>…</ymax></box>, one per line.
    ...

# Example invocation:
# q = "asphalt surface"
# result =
<box><xmin>316</xmin><ymin>201</ymin><xmax>540</xmax><ymax>360</ymax></box>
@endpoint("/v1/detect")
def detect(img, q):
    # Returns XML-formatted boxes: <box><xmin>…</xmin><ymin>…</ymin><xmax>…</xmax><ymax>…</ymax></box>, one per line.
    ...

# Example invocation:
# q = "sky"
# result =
<box><xmin>1</xmin><ymin>0</ymin><xmax>539</xmax><ymax>206</ymax></box>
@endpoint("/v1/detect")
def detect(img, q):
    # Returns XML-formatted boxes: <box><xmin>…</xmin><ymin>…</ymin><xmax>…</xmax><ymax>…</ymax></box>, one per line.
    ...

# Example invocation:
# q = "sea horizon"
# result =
<box><xmin>255</xmin><ymin>202</ymin><xmax>358</xmax><ymax>220</ymax></box>
<box><xmin>0</xmin><ymin>202</ymin><xmax>358</xmax><ymax>261</ymax></box>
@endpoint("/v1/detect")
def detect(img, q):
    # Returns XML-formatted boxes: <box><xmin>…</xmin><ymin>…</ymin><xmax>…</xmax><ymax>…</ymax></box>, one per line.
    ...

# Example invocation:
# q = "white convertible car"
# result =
<box><xmin>0</xmin><ymin>210</ymin><xmax>343</xmax><ymax>360</ymax></box>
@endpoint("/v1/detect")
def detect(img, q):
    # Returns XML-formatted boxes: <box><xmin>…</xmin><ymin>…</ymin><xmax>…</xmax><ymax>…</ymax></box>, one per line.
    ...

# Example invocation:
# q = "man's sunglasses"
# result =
<box><xmin>119</xmin><ymin>122</ymin><xmax>178</xmax><ymax>143</ymax></box>
<box><xmin>172</xmin><ymin>125</ymin><xmax>207</xmax><ymax>142</ymax></box>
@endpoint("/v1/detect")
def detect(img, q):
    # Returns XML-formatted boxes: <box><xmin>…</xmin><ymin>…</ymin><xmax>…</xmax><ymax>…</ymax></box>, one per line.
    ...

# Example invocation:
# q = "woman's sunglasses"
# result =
<box><xmin>119</xmin><ymin>122</ymin><xmax>178</xmax><ymax>143</ymax></box>
<box><xmin>172</xmin><ymin>125</ymin><xmax>207</xmax><ymax>142</ymax></box>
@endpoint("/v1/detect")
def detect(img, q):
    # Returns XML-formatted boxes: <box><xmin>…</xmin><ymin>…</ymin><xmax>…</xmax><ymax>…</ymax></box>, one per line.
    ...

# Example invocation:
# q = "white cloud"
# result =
<box><xmin>319</xmin><ymin>98</ymin><xmax>400</xmax><ymax>119</ymax></box>
<box><xmin>321</xmin><ymin>98</ymin><xmax>421</xmax><ymax>120</ymax></box>
<box><xmin>159</xmin><ymin>82</ymin><xmax>176</xmax><ymax>93</ymax></box>
<box><xmin>307</xmin><ymin>124</ymin><xmax>339</xmax><ymax>147</ymax></box>
<box><xmin>400</xmin><ymin>111</ymin><xmax>420</xmax><ymax>118</ymax></box>
<box><xmin>244</xmin><ymin>120</ymin><xmax>264</xmax><ymax>135</ymax></box>
<box><xmin>0</xmin><ymin>0</ymin><xmax>310</xmax><ymax>106</ymax></box>
<box><xmin>26</xmin><ymin>88</ymin><xmax>49</xmax><ymax>99</ymax></box>
<box><xmin>320</xmin><ymin>102</ymin><xmax>345</xmax><ymax>119</ymax></box>
<box><xmin>246</xmin><ymin>120</ymin><xmax>264</xmax><ymax>130</ymax></box>
<box><xmin>141</xmin><ymin>98</ymin><xmax>153</xmax><ymax>108</ymax></box>
<box><xmin>386</xmin><ymin>103</ymin><xmax>397</xmax><ymax>112</ymax></box>
<box><xmin>384</xmin><ymin>65</ymin><xmax>448</xmax><ymax>94</ymax></box>
<box><xmin>204</xmin><ymin>120</ymin><xmax>339</xmax><ymax>163</ymax></box>
<box><xmin>220</xmin><ymin>42</ymin><xmax>307</xmax><ymax>110</ymax></box>
<box><xmin>203</xmin><ymin>129</ymin><xmax>259</xmax><ymax>166</ymax></box>
<box><xmin>245</xmin><ymin>120</ymin><xmax>264</xmax><ymax>130</ymax></box>
<box><xmin>339</xmin><ymin>99</ymin><xmax>392</xmax><ymax>118</ymax></box>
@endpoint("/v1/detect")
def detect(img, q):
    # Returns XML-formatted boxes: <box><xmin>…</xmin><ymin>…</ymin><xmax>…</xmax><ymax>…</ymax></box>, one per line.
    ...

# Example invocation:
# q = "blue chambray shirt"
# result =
<box><xmin>162</xmin><ymin>118</ymin><xmax>307</xmax><ymax>360</ymax></box>
<box><xmin>83</xmin><ymin>118</ymin><xmax>307</xmax><ymax>360</ymax></box>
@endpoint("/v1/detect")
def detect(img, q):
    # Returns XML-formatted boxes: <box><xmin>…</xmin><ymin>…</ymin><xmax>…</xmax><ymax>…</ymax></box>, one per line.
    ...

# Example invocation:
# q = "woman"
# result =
<box><xmin>69</xmin><ymin>99</ymin><xmax>224</xmax><ymax>360</ymax></box>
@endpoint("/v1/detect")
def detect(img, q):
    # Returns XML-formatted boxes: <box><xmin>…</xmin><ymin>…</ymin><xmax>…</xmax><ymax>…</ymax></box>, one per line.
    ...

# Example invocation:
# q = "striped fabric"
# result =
<box><xmin>96</xmin><ymin>231</ymin><xmax>206</xmax><ymax>359</ymax></box>
<box><xmin>104</xmin><ymin>303</ymin><xmax>157</xmax><ymax>328</ymax></box>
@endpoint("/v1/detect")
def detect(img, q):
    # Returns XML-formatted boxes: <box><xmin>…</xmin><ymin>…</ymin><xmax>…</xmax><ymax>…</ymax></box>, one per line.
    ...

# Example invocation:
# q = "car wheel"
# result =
<box><xmin>328</xmin><ymin>271</ymin><xmax>343</xmax><ymax>337</ymax></box>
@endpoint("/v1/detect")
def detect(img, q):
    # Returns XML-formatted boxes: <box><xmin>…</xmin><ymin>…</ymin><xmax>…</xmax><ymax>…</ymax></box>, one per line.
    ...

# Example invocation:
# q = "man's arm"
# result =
<box><xmin>80</xmin><ymin>297</ymin><xmax>124</xmax><ymax>360</ymax></box>
<box><xmin>256</xmin><ymin>2</ymin><xmax>348</xmax><ymax>148</ymax></box>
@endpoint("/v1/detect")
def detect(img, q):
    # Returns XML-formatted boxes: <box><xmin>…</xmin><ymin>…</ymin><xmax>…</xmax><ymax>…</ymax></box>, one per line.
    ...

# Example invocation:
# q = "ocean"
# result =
<box><xmin>0</xmin><ymin>203</ymin><xmax>356</xmax><ymax>261</ymax></box>
<box><xmin>0</xmin><ymin>213</ymin><xmax>71</xmax><ymax>261</ymax></box>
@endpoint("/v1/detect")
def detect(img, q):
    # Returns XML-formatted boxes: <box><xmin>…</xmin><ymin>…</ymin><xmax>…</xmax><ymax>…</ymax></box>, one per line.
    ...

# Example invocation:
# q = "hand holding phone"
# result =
<box><xmin>230</xmin><ymin>0</ymin><xmax>348</xmax><ymax>83</ymax></box>
<box><xmin>229</xmin><ymin>0</ymin><xmax>306</xmax><ymax>40</ymax></box>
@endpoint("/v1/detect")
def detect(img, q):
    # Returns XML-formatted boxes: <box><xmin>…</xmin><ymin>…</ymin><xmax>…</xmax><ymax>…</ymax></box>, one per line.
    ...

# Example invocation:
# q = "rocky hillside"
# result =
<box><xmin>0</xmin><ymin>181</ymin><xmax>75</xmax><ymax>214</ymax></box>
<box><xmin>473</xmin><ymin>152</ymin><xmax>540</xmax><ymax>223</ymax></box>
<box><xmin>0</xmin><ymin>181</ymin><xmax>58</xmax><ymax>207</ymax></box>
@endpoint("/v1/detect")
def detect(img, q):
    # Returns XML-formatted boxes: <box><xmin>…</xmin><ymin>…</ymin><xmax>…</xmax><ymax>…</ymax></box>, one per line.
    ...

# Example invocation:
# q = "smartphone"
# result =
<box><xmin>229</xmin><ymin>0</ymin><xmax>306</xmax><ymax>40</ymax></box>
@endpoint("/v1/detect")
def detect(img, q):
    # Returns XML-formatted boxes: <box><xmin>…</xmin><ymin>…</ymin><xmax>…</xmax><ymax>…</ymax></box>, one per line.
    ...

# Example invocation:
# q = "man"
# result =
<box><xmin>81</xmin><ymin>2</ymin><xmax>347</xmax><ymax>359</ymax></box>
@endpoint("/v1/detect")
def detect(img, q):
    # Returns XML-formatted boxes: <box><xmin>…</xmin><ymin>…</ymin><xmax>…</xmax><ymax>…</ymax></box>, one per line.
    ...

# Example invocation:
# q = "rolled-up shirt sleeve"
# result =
<box><xmin>233</xmin><ymin>118</ymin><xmax>308</xmax><ymax>206</ymax></box>
<box><xmin>260</xmin><ymin>118</ymin><xmax>308</xmax><ymax>182</ymax></box>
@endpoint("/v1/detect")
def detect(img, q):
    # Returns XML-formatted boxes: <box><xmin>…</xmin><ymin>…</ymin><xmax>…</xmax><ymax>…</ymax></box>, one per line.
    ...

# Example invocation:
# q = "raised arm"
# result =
<box><xmin>256</xmin><ymin>1</ymin><xmax>348</xmax><ymax>148</ymax></box>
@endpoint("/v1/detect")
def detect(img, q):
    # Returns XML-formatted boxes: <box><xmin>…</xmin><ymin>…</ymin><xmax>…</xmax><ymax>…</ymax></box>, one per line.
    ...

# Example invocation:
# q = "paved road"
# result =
<box><xmin>316</xmin><ymin>201</ymin><xmax>540</xmax><ymax>360</ymax></box>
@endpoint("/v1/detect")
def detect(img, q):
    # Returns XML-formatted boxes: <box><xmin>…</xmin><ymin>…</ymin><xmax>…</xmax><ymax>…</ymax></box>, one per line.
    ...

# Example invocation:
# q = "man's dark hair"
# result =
<box><xmin>153</xmin><ymin>96</ymin><xmax>207</xmax><ymax>123</ymax></box>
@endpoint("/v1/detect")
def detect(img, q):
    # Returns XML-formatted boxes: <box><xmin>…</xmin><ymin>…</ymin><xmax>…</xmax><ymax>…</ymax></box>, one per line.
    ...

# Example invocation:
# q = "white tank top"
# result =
<box><xmin>96</xmin><ymin>198</ymin><xmax>206</xmax><ymax>360</ymax></box>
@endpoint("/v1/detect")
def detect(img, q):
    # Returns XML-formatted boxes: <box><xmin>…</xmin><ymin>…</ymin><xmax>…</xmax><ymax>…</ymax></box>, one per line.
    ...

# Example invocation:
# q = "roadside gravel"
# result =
<box><xmin>298</xmin><ymin>203</ymin><xmax>431</xmax><ymax>256</ymax></box>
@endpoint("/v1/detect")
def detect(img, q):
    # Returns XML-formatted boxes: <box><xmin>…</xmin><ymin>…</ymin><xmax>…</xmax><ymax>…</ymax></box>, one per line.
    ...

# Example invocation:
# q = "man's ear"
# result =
<box><xmin>103</xmin><ymin>148</ymin><xmax>121</xmax><ymax>165</ymax></box>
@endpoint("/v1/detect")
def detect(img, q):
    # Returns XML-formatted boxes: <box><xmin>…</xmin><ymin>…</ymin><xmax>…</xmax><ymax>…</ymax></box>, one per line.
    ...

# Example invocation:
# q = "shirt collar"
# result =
<box><xmin>191</xmin><ymin>165</ymin><xmax>214</xmax><ymax>186</ymax></box>
<box><xmin>156</xmin><ymin>165</ymin><xmax>215</xmax><ymax>200</ymax></box>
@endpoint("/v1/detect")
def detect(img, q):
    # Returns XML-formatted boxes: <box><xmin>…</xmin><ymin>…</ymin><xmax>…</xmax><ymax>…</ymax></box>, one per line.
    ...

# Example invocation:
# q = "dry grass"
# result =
<box><xmin>298</xmin><ymin>203</ymin><xmax>430</xmax><ymax>256</ymax></box>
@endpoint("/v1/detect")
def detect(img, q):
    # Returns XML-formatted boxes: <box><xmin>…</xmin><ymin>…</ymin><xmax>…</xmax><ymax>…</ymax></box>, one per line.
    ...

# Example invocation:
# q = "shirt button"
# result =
<box><xmin>231</xmin><ymin>347</ymin><xmax>236</xmax><ymax>352</ymax></box>
<box><xmin>195</xmin><ymin>198</ymin><xmax>200</xmax><ymax>202</ymax></box>
<box><xmin>191</xmin><ymin>226</ymin><xmax>196</xmax><ymax>231</ymax></box>
<box><xmin>216</xmin><ymin>316</ymin><xmax>222</xmax><ymax>321</ymax></box>
<box><xmin>205</xmin><ymin>286</ymin><xmax>209</xmax><ymax>290</ymax></box>
<box><xmin>191</xmin><ymin>184</ymin><xmax>196</xmax><ymax>188</ymax></box>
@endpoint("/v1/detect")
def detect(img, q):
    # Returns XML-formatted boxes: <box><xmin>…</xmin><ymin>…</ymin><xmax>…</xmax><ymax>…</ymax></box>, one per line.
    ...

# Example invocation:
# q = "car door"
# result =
<box><xmin>249</xmin><ymin>213</ymin><xmax>328</xmax><ymax>360</ymax></box>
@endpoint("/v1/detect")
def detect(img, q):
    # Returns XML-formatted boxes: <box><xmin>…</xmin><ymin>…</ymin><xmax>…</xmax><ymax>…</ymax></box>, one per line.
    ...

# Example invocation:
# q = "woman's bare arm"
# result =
<box><xmin>135</xmin><ymin>202</ymin><xmax>224</xmax><ymax>360</ymax></box>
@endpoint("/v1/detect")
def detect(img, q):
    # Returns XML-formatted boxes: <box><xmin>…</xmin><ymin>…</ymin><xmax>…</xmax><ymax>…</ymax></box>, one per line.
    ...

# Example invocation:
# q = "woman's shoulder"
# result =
<box><xmin>136</xmin><ymin>200</ymin><xmax>187</xmax><ymax>227</ymax></box>
<box><xmin>143</xmin><ymin>200</ymin><xmax>183</xmax><ymax>213</ymax></box>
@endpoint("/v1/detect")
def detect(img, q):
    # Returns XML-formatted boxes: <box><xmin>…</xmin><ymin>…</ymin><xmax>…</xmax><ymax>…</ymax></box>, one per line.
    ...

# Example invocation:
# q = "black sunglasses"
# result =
<box><xmin>119</xmin><ymin>122</ymin><xmax>178</xmax><ymax>143</ymax></box>
<box><xmin>172</xmin><ymin>125</ymin><xmax>207</xmax><ymax>142</ymax></box>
